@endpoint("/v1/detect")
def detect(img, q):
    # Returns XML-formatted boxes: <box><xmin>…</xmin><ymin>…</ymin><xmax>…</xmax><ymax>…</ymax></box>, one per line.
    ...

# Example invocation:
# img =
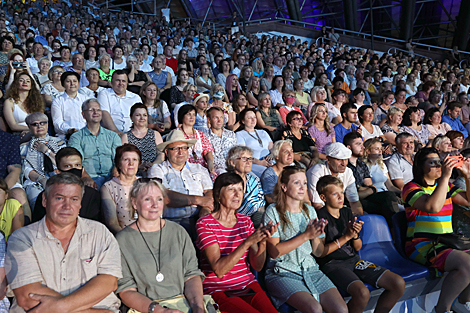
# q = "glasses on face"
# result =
<box><xmin>84</xmin><ymin>108</ymin><xmax>102</xmax><ymax>113</ymax></box>
<box><xmin>167</xmin><ymin>146</ymin><xmax>189</xmax><ymax>152</ymax></box>
<box><xmin>427</xmin><ymin>159</ymin><xmax>442</xmax><ymax>168</ymax></box>
<box><xmin>237</xmin><ymin>157</ymin><xmax>254</xmax><ymax>162</ymax></box>
<box><xmin>30</xmin><ymin>121</ymin><xmax>48</xmax><ymax>127</ymax></box>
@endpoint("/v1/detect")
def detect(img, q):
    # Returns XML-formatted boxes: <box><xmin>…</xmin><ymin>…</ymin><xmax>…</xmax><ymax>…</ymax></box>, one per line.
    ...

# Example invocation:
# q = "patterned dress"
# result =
<box><xmin>126</xmin><ymin>129</ymin><xmax>157</xmax><ymax>163</ymax></box>
<box><xmin>179</xmin><ymin>128</ymin><xmax>214</xmax><ymax>168</ymax></box>
<box><xmin>402</xmin><ymin>181</ymin><xmax>462</xmax><ymax>273</ymax></box>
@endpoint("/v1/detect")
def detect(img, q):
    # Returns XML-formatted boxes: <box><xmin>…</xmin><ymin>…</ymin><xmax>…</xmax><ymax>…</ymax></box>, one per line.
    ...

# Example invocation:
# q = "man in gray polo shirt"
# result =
<box><xmin>385</xmin><ymin>132</ymin><xmax>415</xmax><ymax>190</ymax></box>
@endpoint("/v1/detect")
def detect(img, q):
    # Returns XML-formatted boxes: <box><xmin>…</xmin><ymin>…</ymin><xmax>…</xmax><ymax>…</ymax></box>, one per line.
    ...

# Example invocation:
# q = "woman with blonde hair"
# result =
<box><xmin>117</xmin><ymin>178</ymin><xmax>207</xmax><ymax>313</ymax></box>
<box><xmin>246</xmin><ymin>76</ymin><xmax>261</xmax><ymax>107</ymax></box>
<box><xmin>239</xmin><ymin>65</ymin><xmax>253</xmax><ymax>92</ymax></box>
<box><xmin>381</xmin><ymin>106</ymin><xmax>404</xmax><ymax>146</ymax></box>
<box><xmin>362</xmin><ymin>138</ymin><xmax>401</xmax><ymax>194</ymax></box>
<box><xmin>308</xmin><ymin>103</ymin><xmax>335</xmax><ymax>159</ymax></box>
<box><xmin>140</xmin><ymin>81</ymin><xmax>171</xmax><ymax>132</ymax></box>
<box><xmin>210</xmin><ymin>83</ymin><xmax>230</xmax><ymax>103</ymax></box>
<box><xmin>308</xmin><ymin>86</ymin><xmax>337</xmax><ymax>122</ymax></box>
<box><xmin>252</xmin><ymin>58</ymin><xmax>264</xmax><ymax>77</ymax></box>
<box><xmin>261</xmin><ymin>65</ymin><xmax>274</xmax><ymax>92</ymax></box>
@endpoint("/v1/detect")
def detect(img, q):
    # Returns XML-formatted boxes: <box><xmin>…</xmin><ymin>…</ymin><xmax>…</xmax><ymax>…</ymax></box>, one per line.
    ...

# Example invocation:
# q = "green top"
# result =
<box><xmin>116</xmin><ymin>221</ymin><xmax>204</xmax><ymax>300</ymax></box>
<box><xmin>259</xmin><ymin>108</ymin><xmax>281</xmax><ymax>128</ymax></box>
<box><xmin>98</xmin><ymin>68</ymin><xmax>115</xmax><ymax>81</ymax></box>
<box><xmin>263</xmin><ymin>203</ymin><xmax>323</xmax><ymax>272</ymax></box>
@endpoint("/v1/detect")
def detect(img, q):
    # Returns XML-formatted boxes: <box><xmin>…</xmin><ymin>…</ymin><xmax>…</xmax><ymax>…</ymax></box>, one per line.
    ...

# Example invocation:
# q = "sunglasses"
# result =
<box><xmin>30</xmin><ymin>121</ymin><xmax>48</xmax><ymax>127</ymax></box>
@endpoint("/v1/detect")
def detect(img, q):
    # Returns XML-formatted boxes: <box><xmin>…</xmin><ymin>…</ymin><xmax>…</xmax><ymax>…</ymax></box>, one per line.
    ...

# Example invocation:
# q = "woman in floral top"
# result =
<box><xmin>177</xmin><ymin>104</ymin><xmax>215</xmax><ymax>175</ymax></box>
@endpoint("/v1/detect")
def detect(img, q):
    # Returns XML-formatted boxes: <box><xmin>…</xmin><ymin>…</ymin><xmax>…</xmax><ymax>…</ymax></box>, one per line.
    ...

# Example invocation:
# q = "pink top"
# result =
<box><xmin>279</xmin><ymin>106</ymin><xmax>308</xmax><ymax>125</ymax></box>
<box><xmin>196</xmin><ymin>213</ymin><xmax>257</xmax><ymax>294</ymax></box>
<box><xmin>427</xmin><ymin>122</ymin><xmax>452</xmax><ymax>139</ymax></box>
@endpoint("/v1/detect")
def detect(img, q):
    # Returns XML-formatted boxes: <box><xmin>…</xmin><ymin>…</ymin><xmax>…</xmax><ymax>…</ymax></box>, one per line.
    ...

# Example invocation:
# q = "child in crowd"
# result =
<box><xmin>315</xmin><ymin>175</ymin><xmax>405</xmax><ymax>313</ymax></box>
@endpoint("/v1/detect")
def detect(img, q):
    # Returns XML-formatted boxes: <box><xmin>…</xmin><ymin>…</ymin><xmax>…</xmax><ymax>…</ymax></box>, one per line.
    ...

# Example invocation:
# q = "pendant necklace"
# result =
<box><xmin>136</xmin><ymin>219</ymin><xmax>164</xmax><ymax>282</ymax></box>
<box><xmin>247</xmin><ymin>129</ymin><xmax>263</xmax><ymax>147</ymax></box>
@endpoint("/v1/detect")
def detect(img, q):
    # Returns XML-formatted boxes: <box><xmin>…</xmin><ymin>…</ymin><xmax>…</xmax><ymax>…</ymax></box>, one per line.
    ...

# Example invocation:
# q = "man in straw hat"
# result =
<box><xmin>149</xmin><ymin>130</ymin><xmax>213</xmax><ymax>239</ymax></box>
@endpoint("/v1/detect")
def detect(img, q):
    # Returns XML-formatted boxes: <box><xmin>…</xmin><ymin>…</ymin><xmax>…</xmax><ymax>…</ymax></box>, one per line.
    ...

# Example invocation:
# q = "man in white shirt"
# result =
<box><xmin>307</xmin><ymin>142</ymin><xmax>364</xmax><ymax>215</ymax></box>
<box><xmin>26</xmin><ymin>42</ymin><xmax>46</xmax><ymax>74</ymax></box>
<box><xmin>231</xmin><ymin>54</ymin><xmax>245</xmax><ymax>77</ymax></box>
<box><xmin>98</xmin><ymin>70</ymin><xmax>142</xmax><ymax>136</ymax></box>
<box><xmin>273</xmin><ymin>57</ymin><xmax>283</xmax><ymax>75</ymax></box>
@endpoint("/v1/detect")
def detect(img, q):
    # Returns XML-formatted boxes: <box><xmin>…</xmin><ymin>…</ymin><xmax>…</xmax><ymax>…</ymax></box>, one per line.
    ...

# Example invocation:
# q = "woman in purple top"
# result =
<box><xmin>308</xmin><ymin>103</ymin><xmax>336</xmax><ymax>160</ymax></box>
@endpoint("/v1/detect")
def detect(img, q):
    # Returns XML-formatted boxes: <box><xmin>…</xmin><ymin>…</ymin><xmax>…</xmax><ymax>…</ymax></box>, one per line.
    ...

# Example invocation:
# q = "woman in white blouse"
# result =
<box><xmin>269</xmin><ymin>76</ymin><xmax>285</xmax><ymax>108</ymax></box>
<box><xmin>236</xmin><ymin>108</ymin><xmax>273</xmax><ymax>177</ymax></box>
<box><xmin>358</xmin><ymin>105</ymin><xmax>386</xmax><ymax>141</ymax></box>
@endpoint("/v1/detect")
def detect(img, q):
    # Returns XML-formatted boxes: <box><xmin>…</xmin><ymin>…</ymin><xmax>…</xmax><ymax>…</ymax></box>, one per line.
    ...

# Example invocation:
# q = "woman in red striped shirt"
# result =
<box><xmin>196</xmin><ymin>172</ymin><xmax>278</xmax><ymax>313</ymax></box>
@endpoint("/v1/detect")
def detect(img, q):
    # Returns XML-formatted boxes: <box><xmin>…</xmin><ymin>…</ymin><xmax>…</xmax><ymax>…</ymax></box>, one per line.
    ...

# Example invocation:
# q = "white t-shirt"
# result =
<box><xmin>360</xmin><ymin>124</ymin><xmax>384</xmax><ymax>141</ymax></box>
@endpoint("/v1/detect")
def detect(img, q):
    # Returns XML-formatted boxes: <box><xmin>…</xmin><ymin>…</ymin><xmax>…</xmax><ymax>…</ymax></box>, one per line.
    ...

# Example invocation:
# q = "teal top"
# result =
<box><xmin>68</xmin><ymin>126</ymin><xmax>122</xmax><ymax>177</ymax></box>
<box><xmin>263</xmin><ymin>203</ymin><xmax>324</xmax><ymax>272</ymax></box>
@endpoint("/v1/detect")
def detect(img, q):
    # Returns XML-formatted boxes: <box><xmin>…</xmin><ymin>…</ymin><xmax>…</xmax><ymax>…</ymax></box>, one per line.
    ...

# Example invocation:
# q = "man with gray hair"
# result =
<box><xmin>385</xmin><ymin>132</ymin><xmax>415</xmax><ymax>190</ymax></box>
<box><xmin>65</xmin><ymin>53</ymin><xmax>89</xmax><ymax>88</ymax></box>
<box><xmin>68</xmin><ymin>98</ymin><xmax>122</xmax><ymax>189</ymax></box>
<box><xmin>6</xmin><ymin>172</ymin><xmax>122</xmax><ymax>312</ymax></box>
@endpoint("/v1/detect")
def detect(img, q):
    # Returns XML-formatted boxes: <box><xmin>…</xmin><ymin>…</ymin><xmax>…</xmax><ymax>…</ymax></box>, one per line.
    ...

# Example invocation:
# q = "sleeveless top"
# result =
<box><xmin>126</xmin><ymin>129</ymin><xmax>157</xmax><ymax>163</ymax></box>
<box><xmin>148</xmin><ymin>71</ymin><xmax>169</xmax><ymax>89</ymax></box>
<box><xmin>259</xmin><ymin>108</ymin><xmax>281</xmax><ymax>128</ymax></box>
<box><xmin>12</xmin><ymin>101</ymin><xmax>28</xmax><ymax>127</ymax></box>
<box><xmin>0</xmin><ymin>198</ymin><xmax>21</xmax><ymax>241</ymax></box>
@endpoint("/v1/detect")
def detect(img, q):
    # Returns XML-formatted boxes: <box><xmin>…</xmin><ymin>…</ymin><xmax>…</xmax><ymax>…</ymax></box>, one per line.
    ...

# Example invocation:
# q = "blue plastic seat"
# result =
<box><xmin>358</xmin><ymin>214</ymin><xmax>432</xmax><ymax>282</ymax></box>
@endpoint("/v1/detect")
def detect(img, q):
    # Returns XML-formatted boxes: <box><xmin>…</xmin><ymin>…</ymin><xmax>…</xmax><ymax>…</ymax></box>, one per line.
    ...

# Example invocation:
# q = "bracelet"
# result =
<box><xmin>45</xmin><ymin>149</ymin><xmax>51</xmax><ymax>157</ymax></box>
<box><xmin>335</xmin><ymin>239</ymin><xmax>341</xmax><ymax>249</ymax></box>
<box><xmin>369</xmin><ymin>185</ymin><xmax>377</xmax><ymax>194</ymax></box>
<box><xmin>352</xmin><ymin>235</ymin><xmax>360</xmax><ymax>240</ymax></box>
<box><xmin>148</xmin><ymin>300</ymin><xmax>158</xmax><ymax>313</ymax></box>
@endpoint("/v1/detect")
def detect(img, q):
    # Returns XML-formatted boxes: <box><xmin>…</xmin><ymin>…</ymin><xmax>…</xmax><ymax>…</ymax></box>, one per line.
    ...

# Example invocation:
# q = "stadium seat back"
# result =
<box><xmin>392</xmin><ymin>211</ymin><xmax>408</xmax><ymax>257</ymax></box>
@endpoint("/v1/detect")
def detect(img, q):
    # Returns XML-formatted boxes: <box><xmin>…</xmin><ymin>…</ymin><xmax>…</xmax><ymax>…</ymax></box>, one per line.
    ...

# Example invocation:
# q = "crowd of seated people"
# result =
<box><xmin>0</xmin><ymin>0</ymin><xmax>470</xmax><ymax>312</ymax></box>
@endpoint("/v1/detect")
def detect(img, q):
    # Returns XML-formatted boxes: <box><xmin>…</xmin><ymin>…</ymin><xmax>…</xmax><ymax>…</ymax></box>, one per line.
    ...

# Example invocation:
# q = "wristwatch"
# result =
<box><xmin>148</xmin><ymin>300</ymin><xmax>158</xmax><ymax>313</ymax></box>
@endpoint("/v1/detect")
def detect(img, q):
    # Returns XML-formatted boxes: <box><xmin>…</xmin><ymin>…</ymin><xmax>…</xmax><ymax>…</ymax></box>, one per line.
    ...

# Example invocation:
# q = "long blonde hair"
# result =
<box><xmin>309</xmin><ymin>103</ymin><xmax>332</xmax><ymax>136</ymax></box>
<box><xmin>362</xmin><ymin>138</ymin><xmax>385</xmax><ymax>170</ymax></box>
<box><xmin>274</xmin><ymin>166</ymin><xmax>311</xmax><ymax>231</ymax></box>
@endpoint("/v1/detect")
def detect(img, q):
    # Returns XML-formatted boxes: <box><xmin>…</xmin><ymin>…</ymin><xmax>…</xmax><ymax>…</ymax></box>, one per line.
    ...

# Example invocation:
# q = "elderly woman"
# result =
<box><xmin>226</xmin><ymin>146</ymin><xmax>266</xmax><ymax>227</ymax></box>
<box><xmin>196</xmin><ymin>172</ymin><xmax>278</xmax><ymax>313</ymax></box>
<box><xmin>432</xmin><ymin>135</ymin><xmax>455</xmax><ymax>161</ymax></box>
<box><xmin>263</xmin><ymin>166</ymin><xmax>348</xmax><ymax>312</ymax></box>
<box><xmin>178</xmin><ymin>104</ymin><xmax>215</xmax><ymax>174</ymax></box>
<box><xmin>308</xmin><ymin>86</ymin><xmax>337</xmax><ymax>123</ymax></box>
<box><xmin>423</xmin><ymin>107</ymin><xmax>452</xmax><ymax>139</ymax></box>
<box><xmin>282</xmin><ymin>111</ymin><xmax>317</xmax><ymax>168</ymax></box>
<box><xmin>124</xmin><ymin>54</ymin><xmax>150</xmax><ymax>94</ymax></box>
<box><xmin>402</xmin><ymin>107</ymin><xmax>432</xmax><ymax>147</ymax></box>
<box><xmin>447</xmin><ymin>130</ymin><xmax>465</xmax><ymax>154</ymax></box>
<box><xmin>41</xmin><ymin>65</ymin><xmax>65</xmax><ymax>107</ymax></box>
<box><xmin>4</xmin><ymin>73</ymin><xmax>45</xmax><ymax>139</ymax></box>
<box><xmin>33</xmin><ymin>57</ymin><xmax>51</xmax><ymax>87</ymax></box>
<box><xmin>237</xmin><ymin>108</ymin><xmax>273</xmax><ymax>177</ymax></box>
<box><xmin>122</xmin><ymin>103</ymin><xmax>164</xmax><ymax>175</ymax></box>
<box><xmin>381</xmin><ymin>107</ymin><xmax>404</xmax><ymax>146</ymax></box>
<box><xmin>260</xmin><ymin>140</ymin><xmax>294</xmax><ymax>204</ymax></box>
<box><xmin>20</xmin><ymin>112</ymin><xmax>65</xmax><ymax>208</ymax></box>
<box><xmin>116</xmin><ymin>178</ymin><xmax>207</xmax><ymax>313</ymax></box>
<box><xmin>101</xmin><ymin>144</ymin><xmax>142</xmax><ymax>235</ymax></box>
<box><xmin>97</xmin><ymin>53</ymin><xmax>115</xmax><ymax>87</ymax></box>
<box><xmin>402</xmin><ymin>148</ymin><xmax>470</xmax><ymax>313</ymax></box>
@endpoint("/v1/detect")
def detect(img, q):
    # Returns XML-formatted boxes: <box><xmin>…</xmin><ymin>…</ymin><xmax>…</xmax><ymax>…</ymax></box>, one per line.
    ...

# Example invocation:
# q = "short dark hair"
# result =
<box><xmin>178</xmin><ymin>104</ymin><xmax>196</xmax><ymax>125</ymax></box>
<box><xmin>55</xmin><ymin>147</ymin><xmax>83</xmax><ymax>169</ymax></box>
<box><xmin>212</xmin><ymin>172</ymin><xmax>244</xmax><ymax>213</ymax></box>
<box><xmin>343</xmin><ymin>131</ymin><xmax>362</xmax><ymax>148</ymax></box>
<box><xmin>286</xmin><ymin>110</ymin><xmax>302</xmax><ymax>124</ymax></box>
<box><xmin>111</xmin><ymin>69</ymin><xmax>128</xmax><ymax>80</ymax></box>
<box><xmin>60</xmin><ymin>71</ymin><xmax>80</xmax><ymax>87</ymax></box>
<box><xmin>316</xmin><ymin>175</ymin><xmax>343</xmax><ymax>196</ymax></box>
<box><xmin>358</xmin><ymin>105</ymin><xmax>373</xmax><ymax>124</ymax></box>
<box><xmin>340</xmin><ymin>102</ymin><xmax>356</xmax><ymax>118</ymax></box>
<box><xmin>114</xmin><ymin>144</ymin><xmax>142</xmax><ymax>174</ymax></box>
<box><xmin>239</xmin><ymin>108</ymin><xmax>257</xmax><ymax>126</ymax></box>
<box><xmin>448</xmin><ymin>101</ymin><xmax>462</xmax><ymax>112</ymax></box>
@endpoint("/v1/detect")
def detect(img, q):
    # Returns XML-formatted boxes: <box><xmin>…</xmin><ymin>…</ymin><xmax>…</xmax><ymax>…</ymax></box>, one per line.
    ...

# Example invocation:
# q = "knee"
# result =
<box><xmin>387</xmin><ymin>274</ymin><xmax>406</xmax><ymax>295</ymax></box>
<box><xmin>333</xmin><ymin>302</ymin><xmax>349</xmax><ymax>313</ymax></box>
<box><xmin>349</xmin><ymin>283</ymin><xmax>370</xmax><ymax>302</ymax></box>
<box><xmin>304</xmin><ymin>301</ymin><xmax>323</xmax><ymax>313</ymax></box>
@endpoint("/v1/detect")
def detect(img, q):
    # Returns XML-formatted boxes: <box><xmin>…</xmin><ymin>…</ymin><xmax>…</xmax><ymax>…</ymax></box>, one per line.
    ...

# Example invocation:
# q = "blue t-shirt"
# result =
<box><xmin>334</xmin><ymin>123</ymin><xmax>359</xmax><ymax>143</ymax></box>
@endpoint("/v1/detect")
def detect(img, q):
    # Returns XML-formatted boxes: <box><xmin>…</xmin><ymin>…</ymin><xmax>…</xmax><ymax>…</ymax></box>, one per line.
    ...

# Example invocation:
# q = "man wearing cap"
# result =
<box><xmin>148</xmin><ymin>130</ymin><xmax>213</xmax><ymax>238</ymax></box>
<box><xmin>306</xmin><ymin>142</ymin><xmax>364</xmax><ymax>215</ymax></box>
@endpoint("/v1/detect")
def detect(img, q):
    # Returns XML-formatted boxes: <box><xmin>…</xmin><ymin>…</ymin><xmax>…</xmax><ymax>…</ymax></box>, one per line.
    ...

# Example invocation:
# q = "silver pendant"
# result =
<box><xmin>156</xmin><ymin>272</ymin><xmax>164</xmax><ymax>282</ymax></box>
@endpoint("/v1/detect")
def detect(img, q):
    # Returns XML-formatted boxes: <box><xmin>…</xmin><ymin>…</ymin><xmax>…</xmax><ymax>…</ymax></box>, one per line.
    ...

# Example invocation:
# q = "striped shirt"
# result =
<box><xmin>196</xmin><ymin>214</ymin><xmax>257</xmax><ymax>294</ymax></box>
<box><xmin>402</xmin><ymin>181</ymin><xmax>461</xmax><ymax>239</ymax></box>
<box><xmin>238</xmin><ymin>173</ymin><xmax>266</xmax><ymax>216</ymax></box>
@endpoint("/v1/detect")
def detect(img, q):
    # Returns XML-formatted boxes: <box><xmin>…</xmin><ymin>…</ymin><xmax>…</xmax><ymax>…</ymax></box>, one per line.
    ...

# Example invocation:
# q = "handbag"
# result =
<box><xmin>436</xmin><ymin>233</ymin><xmax>470</xmax><ymax>250</ymax></box>
<box><xmin>127</xmin><ymin>295</ymin><xmax>220</xmax><ymax>313</ymax></box>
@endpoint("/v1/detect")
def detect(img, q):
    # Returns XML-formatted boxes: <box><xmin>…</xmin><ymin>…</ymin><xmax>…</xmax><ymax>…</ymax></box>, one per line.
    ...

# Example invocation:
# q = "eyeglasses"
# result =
<box><xmin>29</xmin><ymin>121</ymin><xmax>48</xmax><ymax>127</ymax></box>
<box><xmin>84</xmin><ymin>108</ymin><xmax>102</xmax><ymax>113</ymax></box>
<box><xmin>427</xmin><ymin>159</ymin><xmax>442</xmax><ymax>168</ymax></box>
<box><xmin>167</xmin><ymin>146</ymin><xmax>189</xmax><ymax>152</ymax></box>
<box><xmin>237</xmin><ymin>157</ymin><xmax>254</xmax><ymax>162</ymax></box>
